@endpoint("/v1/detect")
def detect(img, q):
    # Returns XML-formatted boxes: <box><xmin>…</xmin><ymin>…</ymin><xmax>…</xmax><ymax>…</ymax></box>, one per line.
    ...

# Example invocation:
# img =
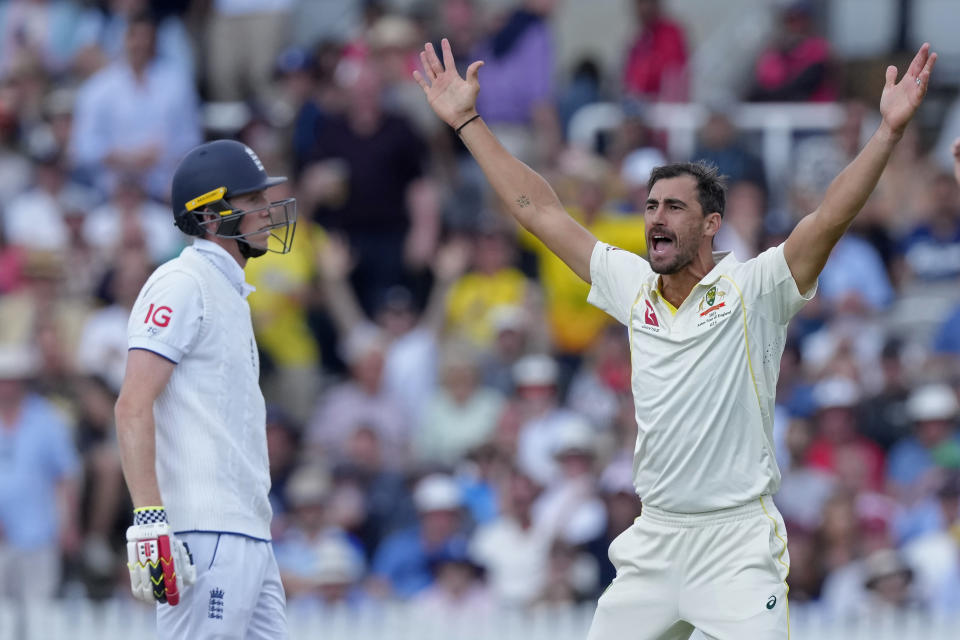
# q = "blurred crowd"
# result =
<box><xmin>0</xmin><ymin>0</ymin><xmax>959</xmax><ymax>624</ymax></box>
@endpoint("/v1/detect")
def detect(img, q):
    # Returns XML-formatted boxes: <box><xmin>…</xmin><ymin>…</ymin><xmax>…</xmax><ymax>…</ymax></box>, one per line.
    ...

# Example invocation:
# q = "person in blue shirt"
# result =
<box><xmin>370</xmin><ymin>473</ymin><xmax>468</xmax><ymax>599</ymax></box>
<box><xmin>0</xmin><ymin>344</ymin><xmax>80</xmax><ymax>628</ymax></box>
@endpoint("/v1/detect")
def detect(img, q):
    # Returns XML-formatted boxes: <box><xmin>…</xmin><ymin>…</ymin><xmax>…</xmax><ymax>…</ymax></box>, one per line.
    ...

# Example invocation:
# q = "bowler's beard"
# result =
<box><xmin>650</xmin><ymin>237</ymin><xmax>698</xmax><ymax>274</ymax></box>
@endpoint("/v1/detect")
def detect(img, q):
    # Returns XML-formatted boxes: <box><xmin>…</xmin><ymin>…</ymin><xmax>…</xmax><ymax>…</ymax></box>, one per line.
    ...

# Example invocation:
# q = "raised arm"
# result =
<box><xmin>115</xmin><ymin>349</ymin><xmax>175</xmax><ymax>508</ymax></box>
<box><xmin>414</xmin><ymin>39</ymin><xmax>598</xmax><ymax>283</ymax></box>
<box><xmin>784</xmin><ymin>44</ymin><xmax>937</xmax><ymax>293</ymax></box>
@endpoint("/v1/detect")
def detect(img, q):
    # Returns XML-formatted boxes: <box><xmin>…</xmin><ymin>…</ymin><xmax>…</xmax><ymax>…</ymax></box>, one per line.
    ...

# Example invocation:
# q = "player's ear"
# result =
<box><xmin>703</xmin><ymin>211</ymin><xmax>722</xmax><ymax>238</ymax></box>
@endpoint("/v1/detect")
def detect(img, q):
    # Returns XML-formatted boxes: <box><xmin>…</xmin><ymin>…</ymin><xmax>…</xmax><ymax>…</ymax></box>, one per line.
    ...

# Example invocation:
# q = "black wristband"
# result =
<box><xmin>455</xmin><ymin>114</ymin><xmax>481</xmax><ymax>136</ymax></box>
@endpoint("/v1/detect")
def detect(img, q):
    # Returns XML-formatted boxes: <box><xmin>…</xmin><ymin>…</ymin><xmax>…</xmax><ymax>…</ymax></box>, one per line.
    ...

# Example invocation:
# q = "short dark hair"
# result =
<box><xmin>647</xmin><ymin>161</ymin><xmax>727</xmax><ymax>218</ymax></box>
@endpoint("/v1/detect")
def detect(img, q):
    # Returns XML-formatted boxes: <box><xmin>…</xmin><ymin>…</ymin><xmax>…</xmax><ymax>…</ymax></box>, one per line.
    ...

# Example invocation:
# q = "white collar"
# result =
<box><xmin>191</xmin><ymin>238</ymin><xmax>256</xmax><ymax>299</ymax></box>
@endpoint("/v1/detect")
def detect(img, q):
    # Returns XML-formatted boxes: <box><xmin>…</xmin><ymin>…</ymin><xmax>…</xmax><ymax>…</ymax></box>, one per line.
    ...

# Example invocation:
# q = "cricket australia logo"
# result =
<box><xmin>208</xmin><ymin>588</ymin><xmax>224</xmax><ymax>620</ymax></box>
<box><xmin>698</xmin><ymin>286</ymin><xmax>727</xmax><ymax>316</ymax></box>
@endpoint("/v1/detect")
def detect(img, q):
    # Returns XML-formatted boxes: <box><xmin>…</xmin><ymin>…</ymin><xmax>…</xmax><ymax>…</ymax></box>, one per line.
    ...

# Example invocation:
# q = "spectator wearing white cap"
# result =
<box><xmin>887</xmin><ymin>383</ymin><xmax>960</xmax><ymax>505</ymax></box>
<box><xmin>282</xmin><ymin>534</ymin><xmax>369</xmax><ymax>613</ymax></box>
<box><xmin>511</xmin><ymin>354</ymin><xmax>584</xmax><ymax>485</ymax></box>
<box><xmin>531</xmin><ymin>414</ymin><xmax>606</xmax><ymax>545</ymax></box>
<box><xmin>806</xmin><ymin>377</ymin><xmax>886</xmax><ymax>492</ymax></box>
<box><xmin>370</xmin><ymin>474</ymin><xmax>468</xmax><ymax>599</ymax></box>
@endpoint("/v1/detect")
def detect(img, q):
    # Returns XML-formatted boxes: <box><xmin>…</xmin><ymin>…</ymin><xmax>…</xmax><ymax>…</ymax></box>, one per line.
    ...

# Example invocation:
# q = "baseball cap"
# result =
<box><xmin>413</xmin><ymin>474</ymin><xmax>462</xmax><ymax>513</ymax></box>
<box><xmin>906</xmin><ymin>384</ymin><xmax>959</xmax><ymax>422</ymax></box>
<box><xmin>285</xmin><ymin>463</ymin><xmax>331</xmax><ymax>507</ymax></box>
<box><xmin>812</xmin><ymin>377</ymin><xmax>861</xmax><ymax>410</ymax></box>
<box><xmin>0</xmin><ymin>344</ymin><xmax>40</xmax><ymax>380</ymax></box>
<box><xmin>552</xmin><ymin>415</ymin><xmax>597</xmax><ymax>457</ymax></box>
<box><xmin>310</xmin><ymin>536</ymin><xmax>364</xmax><ymax>586</ymax></box>
<box><xmin>862</xmin><ymin>549</ymin><xmax>912</xmax><ymax>589</ymax></box>
<box><xmin>491</xmin><ymin>305</ymin><xmax>527</xmax><ymax>334</ymax></box>
<box><xmin>621</xmin><ymin>147</ymin><xmax>667</xmax><ymax>188</ymax></box>
<box><xmin>513</xmin><ymin>354</ymin><xmax>559</xmax><ymax>387</ymax></box>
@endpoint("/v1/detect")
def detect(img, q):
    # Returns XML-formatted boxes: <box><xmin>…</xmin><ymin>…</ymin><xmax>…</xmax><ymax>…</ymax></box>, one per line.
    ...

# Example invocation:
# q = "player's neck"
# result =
<box><xmin>658</xmin><ymin>248</ymin><xmax>716</xmax><ymax>308</ymax></box>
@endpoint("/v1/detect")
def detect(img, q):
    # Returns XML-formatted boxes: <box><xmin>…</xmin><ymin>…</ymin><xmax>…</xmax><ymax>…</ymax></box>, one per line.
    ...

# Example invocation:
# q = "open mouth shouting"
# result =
<box><xmin>649</xmin><ymin>229</ymin><xmax>676</xmax><ymax>258</ymax></box>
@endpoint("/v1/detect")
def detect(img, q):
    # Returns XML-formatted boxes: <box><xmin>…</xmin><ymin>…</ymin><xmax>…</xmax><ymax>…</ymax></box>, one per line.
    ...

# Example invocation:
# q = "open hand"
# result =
<box><xmin>413</xmin><ymin>39</ymin><xmax>484</xmax><ymax>130</ymax></box>
<box><xmin>880</xmin><ymin>43</ymin><xmax>937</xmax><ymax>137</ymax></box>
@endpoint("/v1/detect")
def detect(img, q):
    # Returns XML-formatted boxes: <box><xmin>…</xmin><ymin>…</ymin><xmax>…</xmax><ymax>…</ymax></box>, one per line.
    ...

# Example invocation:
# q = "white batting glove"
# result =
<box><xmin>126</xmin><ymin>507</ymin><xmax>196</xmax><ymax>605</ymax></box>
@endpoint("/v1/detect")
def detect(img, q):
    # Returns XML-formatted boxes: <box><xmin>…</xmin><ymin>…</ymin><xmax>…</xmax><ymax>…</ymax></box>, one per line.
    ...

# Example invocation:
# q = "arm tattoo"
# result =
<box><xmin>516</xmin><ymin>195</ymin><xmax>531</xmax><ymax>208</ymax></box>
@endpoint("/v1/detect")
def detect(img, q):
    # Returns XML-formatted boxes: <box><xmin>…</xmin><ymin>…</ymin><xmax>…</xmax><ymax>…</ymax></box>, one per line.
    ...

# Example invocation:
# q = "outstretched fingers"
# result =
<box><xmin>441</xmin><ymin>38</ymin><xmax>457</xmax><ymax>73</ymax></box>
<box><xmin>906</xmin><ymin>43</ymin><xmax>930</xmax><ymax>80</ymax></box>
<box><xmin>918</xmin><ymin>52</ymin><xmax>938</xmax><ymax>91</ymax></box>
<box><xmin>424</xmin><ymin>42</ymin><xmax>445</xmax><ymax>78</ymax></box>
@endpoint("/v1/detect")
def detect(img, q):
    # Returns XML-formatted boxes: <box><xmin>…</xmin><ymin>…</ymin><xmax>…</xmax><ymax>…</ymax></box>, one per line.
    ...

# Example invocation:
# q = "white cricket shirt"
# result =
<box><xmin>127</xmin><ymin>239</ymin><xmax>272</xmax><ymax>539</ymax></box>
<box><xmin>588</xmin><ymin>242</ymin><xmax>815</xmax><ymax>513</ymax></box>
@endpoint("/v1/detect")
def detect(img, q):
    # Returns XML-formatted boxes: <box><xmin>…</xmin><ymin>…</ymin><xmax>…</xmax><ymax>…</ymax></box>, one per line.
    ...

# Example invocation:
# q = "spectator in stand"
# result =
<box><xmin>775</xmin><ymin>417</ymin><xmax>836</xmax><ymax>532</ymax></box>
<box><xmin>317</xmin><ymin>235</ymin><xmax>471</xmax><ymax>426</ymax></box>
<box><xmin>370</xmin><ymin>473</ymin><xmax>469</xmax><ymax>599</ymax></box>
<box><xmin>70</xmin><ymin>10</ymin><xmax>200</xmax><ymax>200</ymax></box>
<box><xmin>621</xmin><ymin>0</ymin><xmax>688</xmax><ymax>102</ymax></box>
<box><xmin>4</xmin><ymin>148</ymin><xmax>99</xmax><ymax>253</ymax></box>
<box><xmin>72</xmin><ymin>374</ymin><xmax>126</xmax><ymax>594</ymax></box>
<box><xmin>887</xmin><ymin>384</ymin><xmax>960</xmax><ymax>507</ymax></box>
<box><xmin>585</xmin><ymin>459</ymin><xmax>642</xmax><ymax>594</ymax></box>
<box><xmin>471</xmin><ymin>0</ymin><xmax>561</xmax><ymax>166</ymax></box>
<box><xmin>692</xmin><ymin>110</ymin><xmax>767</xmax><ymax>190</ymax></box>
<box><xmin>412</xmin><ymin>536</ymin><xmax>493</xmax><ymax>617</ymax></box>
<box><xmin>303</xmin><ymin>59</ymin><xmax>440</xmax><ymax>313</ymax></box>
<box><xmin>479</xmin><ymin>305</ymin><xmax>536</xmax><ymax>395</ymax></box>
<box><xmin>415</xmin><ymin>341</ymin><xmax>505</xmax><ymax>467</ymax></box>
<box><xmin>0</xmin><ymin>0</ymin><xmax>95</xmax><ymax>77</ymax></box>
<box><xmin>82</xmin><ymin>174</ymin><xmax>185</xmax><ymax>266</ymax></box>
<box><xmin>859</xmin><ymin>338</ymin><xmax>913</xmax><ymax>452</ymax></box>
<box><xmin>895</xmin><ymin>171</ymin><xmax>960</xmax><ymax>285</ymax></box>
<box><xmin>78</xmin><ymin>0</ymin><xmax>195</xmax><ymax>79</ymax></box>
<box><xmin>204</xmin><ymin>0</ymin><xmax>293</xmax><ymax>104</ymax></box>
<box><xmin>902</xmin><ymin>471</ymin><xmax>960</xmax><ymax>612</ymax></box>
<box><xmin>567</xmin><ymin>323</ymin><xmax>632</xmax><ymax>432</ymax></box>
<box><xmin>748</xmin><ymin>0</ymin><xmax>835</xmax><ymax>102</ymax></box>
<box><xmin>306</xmin><ymin>328</ymin><xmax>411</xmax><ymax>465</ymax></box>
<box><xmin>933</xmin><ymin>302</ymin><xmax>960</xmax><ymax>359</ymax></box>
<box><xmin>531</xmin><ymin>416</ymin><xmax>606</xmax><ymax>546</ymax></box>
<box><xmin>806</xmin><ymin>377</ymin><xmax>885</xmax><ymax>491</ymax></box>
<box><xmin>74</xmin><ymin>248</ymin><xmax>152</xmax><ymax>394</ymax></box>
<box><xmin>284</xmin><ymin>534</ymin><xmax>369</xmax><ymax>612</ymax></box>
<box><xmin>0</xmin><ymin>345</ymin><xmax>80</xmax><ymax>607</ymax></box>
<box><xmin>273</xmin><ymin>463</ymin><xmax>366</xmax><ymax>604</ymax></box>
<box><xmin>334</xmin><ymin>424</ymin><xmax>417</xmax><ymax>556</ymax></box>
<box><xmin>446</xmin><ymin>224</ymin><xmax>533</xmax><ymax>350</ymax></box>
<box><xmin>470</xmin><ymin>467</ymin><xmax>551</xmax><ymax>607</ymax></box>
<box><xmin>713</xmin><ymin>180</ymin><xmax>767</xmax><ymax>261</ymax></box>
<box><xmin>0</xmin><ymin>250</ymin><xmax>91</xmax><ymax>368</ymax></box>
<box><xmin>507</xmin><ymin>354</ymin><xmax>582</xmax><ymax>485</ymax></box>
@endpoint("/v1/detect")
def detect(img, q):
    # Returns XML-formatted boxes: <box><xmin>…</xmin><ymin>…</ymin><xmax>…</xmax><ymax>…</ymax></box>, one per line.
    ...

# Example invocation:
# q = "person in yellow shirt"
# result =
<box><xmin>519</xmin><ymin>152</ymin><xmax>646</xmax><ymax>354</ymax></box>
<box><xmin>446</xmin><ymin>225</ymin><xmax>532</xmax><ymax>349</ymax></box>
<box><xmin>246</xmin><ymin>219</ymin><xmax>323</xmax><ymax>424</ymax></box>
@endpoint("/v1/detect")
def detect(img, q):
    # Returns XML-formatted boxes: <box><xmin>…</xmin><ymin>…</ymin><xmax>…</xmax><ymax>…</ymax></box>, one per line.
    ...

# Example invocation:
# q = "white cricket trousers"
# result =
<box><xmin>588</xmin><ymin>496</ymin><xmax>790</xmax><ymax>640</ymax></box>
<box><xmin>157</xmin><ymin>532</ymin><xmax>287</xmax><ymax>639</ymax></box>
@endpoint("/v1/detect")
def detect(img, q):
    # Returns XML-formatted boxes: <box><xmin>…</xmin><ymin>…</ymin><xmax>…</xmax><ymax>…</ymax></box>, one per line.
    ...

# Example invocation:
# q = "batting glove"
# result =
<box><xmin>126</xmin><ymin>507</ymin><xmax>196</xmax><ymax>605</ymax></box>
